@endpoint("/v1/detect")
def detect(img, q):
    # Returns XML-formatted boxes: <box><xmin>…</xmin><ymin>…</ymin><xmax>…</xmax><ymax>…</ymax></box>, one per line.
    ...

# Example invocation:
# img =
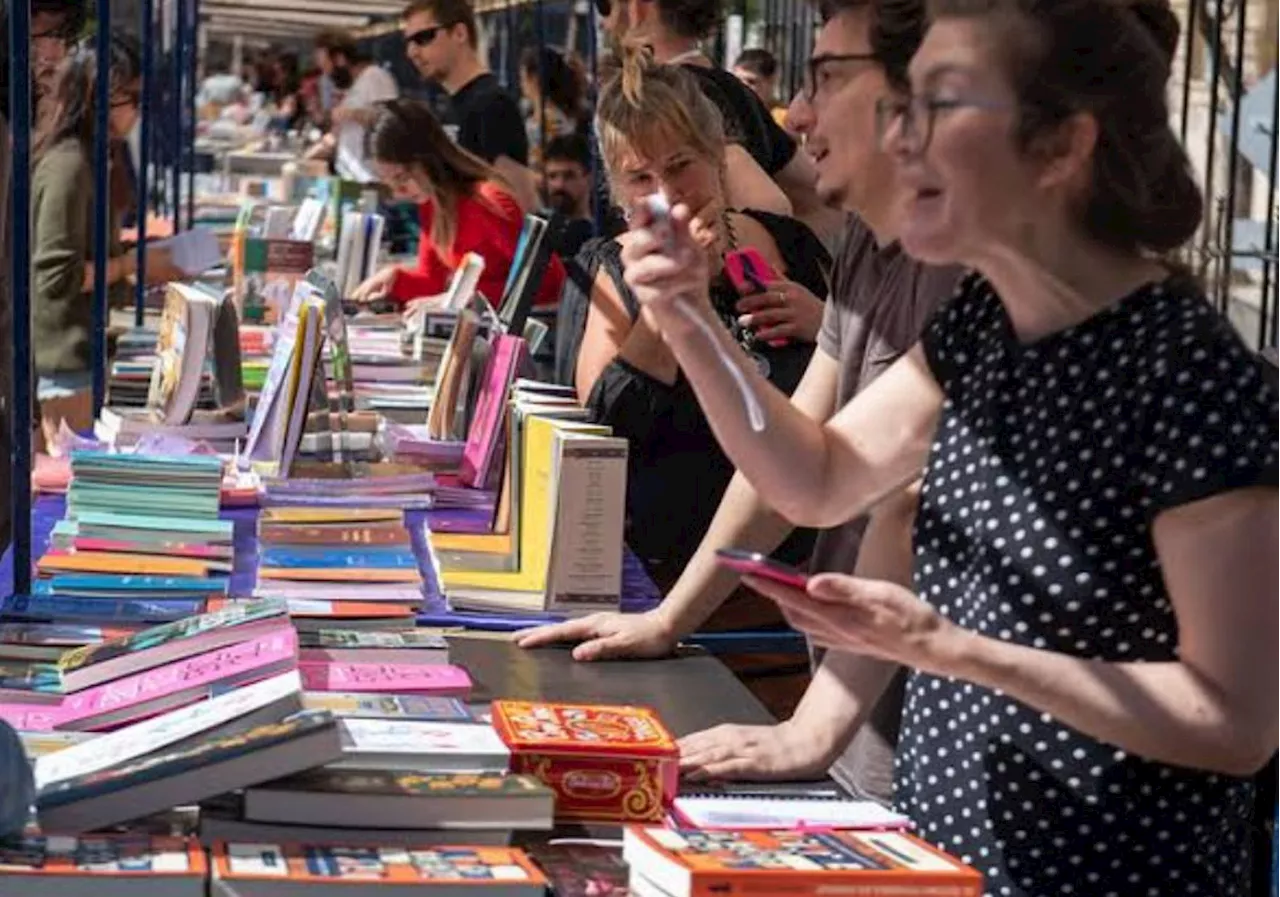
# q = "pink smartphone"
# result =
<box><xmin>715</xmin><ymin>548</ymin><xmax>810</xmax><ymax>589</ymax></box>
<box><xmin>725</xmin><ymin>248</ymin><xmax>788</xmax><ymax>348</ymax></box>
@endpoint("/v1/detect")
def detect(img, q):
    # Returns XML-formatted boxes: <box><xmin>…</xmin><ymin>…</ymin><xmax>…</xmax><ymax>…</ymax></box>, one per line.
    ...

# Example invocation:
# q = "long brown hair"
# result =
<box><xmin>33</xmin><ymin>36</ymin><xmax>141</xmax><ymax>215</ymax></box>
<box><xmin>367</xmin><ymin>98</ymin><xmax>508</xmax><ymax>249</ymax></box>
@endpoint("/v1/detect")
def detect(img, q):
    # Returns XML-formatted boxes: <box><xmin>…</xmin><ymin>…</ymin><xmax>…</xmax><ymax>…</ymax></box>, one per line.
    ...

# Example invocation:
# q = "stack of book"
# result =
<box><xmin>12</xmin><ymin>452</ymin><xmax>235</xmax><ymax>626</ymax></box>
<box><xmin>253</xmin><ymin>507</ymin><xmax>427</xmax><ymax>623</ymax></box>
<box><xmin>434</xmin><ymin>380</ymin><xmax>629</xmax><ymax>618</ymax></box>
<box><xmin>97</xmin><ymin>283</ymin><xmax>247</xmax><ymax>448</ymax></box>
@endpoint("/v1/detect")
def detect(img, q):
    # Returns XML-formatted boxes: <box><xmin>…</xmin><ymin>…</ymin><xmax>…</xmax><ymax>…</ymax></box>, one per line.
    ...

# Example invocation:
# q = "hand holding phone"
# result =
<box><xmin>715</xmin><ymin>548</ymin><xmax>810</xmax><ymax>589</ymax></box>
<box><xmin>725</xmin><ymin>248</ymin><xmax>788</xmax><ymax>348</ymax></box>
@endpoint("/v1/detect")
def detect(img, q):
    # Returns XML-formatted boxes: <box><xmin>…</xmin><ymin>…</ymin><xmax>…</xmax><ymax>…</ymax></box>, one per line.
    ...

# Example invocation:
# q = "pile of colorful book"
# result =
<box><xmin>253</xmin><ymin>506</ymin><xmax>428</xmax><ymax>627</ymax></box>
<box><xmin>9</xmin><ymin>452</ymin><xmax>234</xmax><ymax>627</ymax></box>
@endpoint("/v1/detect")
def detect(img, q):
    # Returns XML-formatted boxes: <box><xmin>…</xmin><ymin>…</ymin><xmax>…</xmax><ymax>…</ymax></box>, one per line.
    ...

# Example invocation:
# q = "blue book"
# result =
<box><xmin>35</xmin><ymin>575</ymin><xmax>229</xmax><ymax>596</ymax></box>
<box><xmin>258</xmin><ymin>548</ymin><xmax>419</xmax><ymax>570</ymax></box>
<box><xmin>1</xmin><ymin>595</ymin><xmax>204</xmax><ymax>623</ymax></box>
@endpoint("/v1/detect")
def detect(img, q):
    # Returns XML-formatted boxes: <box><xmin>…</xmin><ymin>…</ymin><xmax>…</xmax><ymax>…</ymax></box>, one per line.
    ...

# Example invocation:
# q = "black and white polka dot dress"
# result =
<box><xmin>900</xmin><ymin>272</ymin><xmax>1278</xmax><ymax>896</ymax></box>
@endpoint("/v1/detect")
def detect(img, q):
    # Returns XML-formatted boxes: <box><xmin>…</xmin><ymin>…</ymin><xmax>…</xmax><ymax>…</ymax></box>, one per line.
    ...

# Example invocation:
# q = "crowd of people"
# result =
<box><xmin>6</xmin><ymin>0</ymin><xmax>1278</xmax><ymax>893</ymax></box>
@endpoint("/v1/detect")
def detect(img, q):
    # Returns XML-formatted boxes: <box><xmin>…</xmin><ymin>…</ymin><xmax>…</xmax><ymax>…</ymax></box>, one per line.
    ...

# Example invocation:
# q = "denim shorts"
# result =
<box><xmin>36</xmin><ymin>369</ymin><xmax>93</xmax><ymax>401</ymax></box>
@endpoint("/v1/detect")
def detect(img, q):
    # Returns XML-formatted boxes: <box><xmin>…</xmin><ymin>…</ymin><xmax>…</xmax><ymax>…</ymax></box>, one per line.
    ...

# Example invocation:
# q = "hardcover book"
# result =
<box><xmin>334</xmin><ymin>718</ymin><xmax>509</xmax><ymax>773</ymax></box>
<box><xmin>0</xmin><ymin>834</ymin><xmax>206</xmax><ymax>897</ymax></box>
<box><xmin>53</xmin><ymin>625</ymin><xmax>298</xmax><ymax>731</ymax></box>
<box><xmin>242</xmin><ymin>770</ymin><xmax>554</xmax><ymax>831</ymax></box>
<box><xmin>490</xmin><ymin>701</ymin><xmax>678</xmax><ymax>824</ymax></box>
<box><xmin>211</xmin><ymin>843</ymin><xmax>548</xmax><ymax>896</ymax></box>
<box><xmin>36</xmin><ymin>709</ymin><xmax>343</xmax><ymax>833</ymax></box>
<box><xmin>7</xmin><ymin>598</ymin><xmax>287</xmax><ymax>695</ymax></box>
<box><xmin>622</xmin><ymin>828</ymin><xmax>983</xmax><ymax>897</ymax></box>
<box><xmin>34</xmin><ymin>670</ymin><xmax>305</xmax><ymax>791</ymax></box>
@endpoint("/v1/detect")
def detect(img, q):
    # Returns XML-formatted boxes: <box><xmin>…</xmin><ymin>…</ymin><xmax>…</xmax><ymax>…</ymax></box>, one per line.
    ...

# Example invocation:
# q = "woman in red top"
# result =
<box><xmin>352</xmin><ymin>99</ymin><xmax>564</xmax><ymax>309</ymax></box>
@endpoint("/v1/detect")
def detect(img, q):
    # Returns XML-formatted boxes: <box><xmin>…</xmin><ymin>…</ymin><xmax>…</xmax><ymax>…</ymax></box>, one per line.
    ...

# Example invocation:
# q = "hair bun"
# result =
<box><xmin>1121</xmin><ymin>0</ymin><xmax>1180</xmax><ymax>65</ymax></box>
<box><xmin>616</xmin><ymin>37</ymin><xmax>655</xmax><ymax>105</ymax></box>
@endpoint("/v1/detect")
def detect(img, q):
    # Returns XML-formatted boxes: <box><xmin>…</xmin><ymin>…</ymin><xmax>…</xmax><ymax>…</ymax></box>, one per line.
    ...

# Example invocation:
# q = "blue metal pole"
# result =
<box><xmin>91</xmin><ymin>0</ymin><xmax>112</xmax><ymax>416</ymax></box>
<box><xmin>10</xmin><ymin>0</ymin><xmax>33</xmax><ymax>597</ymax></box>
<box><xmin>135</xmin><ymin>0</ymin><xmax>155</xmax><ymax>326</ymax></box>
<box><xmin>173</xmin><ymin>0</ymin><xmax>186</xmax><ymax>229</ymax></box>
<box><xmin>187</xmin><ymin>0</ymin><xmax>199</xmax><ymax>230</ymax></box>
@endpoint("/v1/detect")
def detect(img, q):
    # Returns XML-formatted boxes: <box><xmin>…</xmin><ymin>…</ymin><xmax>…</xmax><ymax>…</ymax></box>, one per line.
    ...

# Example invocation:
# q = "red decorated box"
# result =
<box><xmin>490</xmin><ymin>700</ymin><xmax>679</xmax><ymax>824</ymax></box>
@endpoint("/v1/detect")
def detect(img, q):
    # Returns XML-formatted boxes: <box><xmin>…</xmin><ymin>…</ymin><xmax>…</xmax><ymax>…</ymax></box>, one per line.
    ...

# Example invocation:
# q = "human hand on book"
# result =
<box><xmin>352</xmin><ymin>266</ymin><xmax>398</xmax><ymax>303</ymax></box>
<box><xmin>513</xmin><ymin>610</ymin><xmax>679</xmax><ymax>662</ymax></box>
<box><xmin>678</xmin><ymin>719</ymin><xmax>835</xmax><ymax>782</ymax></box>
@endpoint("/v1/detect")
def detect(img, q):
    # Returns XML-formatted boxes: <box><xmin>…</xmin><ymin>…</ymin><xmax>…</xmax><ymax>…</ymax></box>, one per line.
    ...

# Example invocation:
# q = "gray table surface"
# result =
<box><xmin>447</xmin><ymin>636</ymin><xmax>776</xmax><ymax>738</ymax></box>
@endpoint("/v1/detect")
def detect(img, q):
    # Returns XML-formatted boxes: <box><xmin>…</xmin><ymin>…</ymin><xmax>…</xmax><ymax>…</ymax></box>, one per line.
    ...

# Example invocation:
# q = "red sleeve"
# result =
<box><xmin>388</xmin><ymin>200</ymin><xmax>451</xmax><ymax>303</ymax></box>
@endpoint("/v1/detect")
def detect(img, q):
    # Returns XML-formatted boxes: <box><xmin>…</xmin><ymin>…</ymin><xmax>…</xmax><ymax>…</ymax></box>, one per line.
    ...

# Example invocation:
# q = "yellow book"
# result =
<box><xmin>441</xmin><ymin>415</ymin><xmax>608</xmax><ymax>591</ymax></box>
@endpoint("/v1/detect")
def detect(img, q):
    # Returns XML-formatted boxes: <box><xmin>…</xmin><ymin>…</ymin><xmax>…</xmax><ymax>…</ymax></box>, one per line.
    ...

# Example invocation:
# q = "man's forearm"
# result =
<box><xmin>788</xmin><ymin>649</ymin><xmax>896</xmax><ymax>767</ymax></box>
<box><xmin>658</xmin><ymin>471</ymin><xmax>795</xmax><ymax>638</ymax></box>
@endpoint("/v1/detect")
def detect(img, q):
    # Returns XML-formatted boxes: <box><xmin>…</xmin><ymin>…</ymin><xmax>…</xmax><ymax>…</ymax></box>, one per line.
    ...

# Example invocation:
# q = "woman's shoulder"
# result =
<box><xmin>474</xmin><ymin>181</ymin><xmax>523</xmax><ymax>218</ymax></box>
<box><xmin>35</xmin><ymin>139</ymin><xmax>90</xmax><ymax>179</ymax></box>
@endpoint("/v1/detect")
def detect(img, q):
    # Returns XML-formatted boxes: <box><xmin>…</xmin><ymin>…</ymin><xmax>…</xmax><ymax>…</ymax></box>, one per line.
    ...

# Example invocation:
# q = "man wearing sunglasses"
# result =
<box><xmin>400</xmin><ymin>0</ymin><xmax>538</xmax><ymax>213</ymax></box>
<box><xmin>594</xmin><ymin>0</ymin><xmax>842</xmax><ymax>249</ymax></box>
<box><xmin>518</xmin><ymin>0</ymin><xmax>961</xmax><ymax>806</ymax></box>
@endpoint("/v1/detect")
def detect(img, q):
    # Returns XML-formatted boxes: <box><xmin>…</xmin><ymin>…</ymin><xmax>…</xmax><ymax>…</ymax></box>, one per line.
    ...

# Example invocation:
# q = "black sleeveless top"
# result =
<box><xmin>557</xmin><ymin>210</ymin><xmax>830</xmax><ymax>587</ymax></box>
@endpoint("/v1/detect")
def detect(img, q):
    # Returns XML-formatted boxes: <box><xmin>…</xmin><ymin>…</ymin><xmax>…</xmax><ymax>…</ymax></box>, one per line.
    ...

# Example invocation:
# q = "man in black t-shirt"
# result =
<box><xmin>400</xmin><ymin>0</ymin><xmax>537</xmax><ymax>211</ymax></box>
<box><xmin>542</xmin><ymin>134</ymin><xmax>596</xmax><ymax>259</ymax></box>
<box><xmin>599</xmin><ymin>0</ymin><xmax>843</xmax><ymax>248</ymax></box>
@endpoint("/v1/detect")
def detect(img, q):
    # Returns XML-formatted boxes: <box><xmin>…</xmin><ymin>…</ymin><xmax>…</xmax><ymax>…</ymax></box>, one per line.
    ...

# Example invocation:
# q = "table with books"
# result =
<box><xmin>0</xmin><ymin>202</ymin><xmax>984</xmax><ymax>896</ymax></box>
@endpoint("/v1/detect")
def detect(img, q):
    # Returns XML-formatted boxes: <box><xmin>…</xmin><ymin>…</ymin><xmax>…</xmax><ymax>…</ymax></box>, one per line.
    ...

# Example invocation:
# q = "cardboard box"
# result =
<box><xmin>490</xmin><ymin>701</ymin><xmax>678</xmax><ymax>823</ymax></box>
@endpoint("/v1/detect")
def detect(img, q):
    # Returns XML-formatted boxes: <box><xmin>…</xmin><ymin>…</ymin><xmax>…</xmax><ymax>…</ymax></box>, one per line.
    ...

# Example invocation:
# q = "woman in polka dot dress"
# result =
<box><xmin>617</xmin><ymin>1</ymin><xmax>1278</xmax><ymax>894</ymax></box>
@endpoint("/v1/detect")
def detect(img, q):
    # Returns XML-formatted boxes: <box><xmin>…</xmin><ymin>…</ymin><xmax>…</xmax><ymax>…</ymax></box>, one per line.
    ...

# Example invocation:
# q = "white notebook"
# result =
<box><xmin>672</xmin><ymin>794</ymin><xmax>912</xmax><ymax>831</ymax></box>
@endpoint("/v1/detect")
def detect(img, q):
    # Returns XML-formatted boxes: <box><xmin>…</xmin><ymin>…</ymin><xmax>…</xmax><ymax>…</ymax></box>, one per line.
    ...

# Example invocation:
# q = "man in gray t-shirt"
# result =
<box><xmin>516</xmin><ymin>1</ymin><xmax>959</xmax><ymax>803</ymax></box>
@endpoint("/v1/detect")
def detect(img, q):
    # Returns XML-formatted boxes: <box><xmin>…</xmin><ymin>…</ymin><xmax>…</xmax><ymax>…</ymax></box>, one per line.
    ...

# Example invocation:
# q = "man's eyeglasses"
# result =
<box><xmin>802</xmin><ymin>52</ymin><xmax>878</xmax><ymax>102</ymax></box>
<box><xmin>874</xmin><ymin>94</ymin><xmax>1013</xmax><ymax>152</ymax></box>
<box><xmin>405</xmin><ymin>24</ymin><xmax>447</xmax><ymax>47</ymax></box>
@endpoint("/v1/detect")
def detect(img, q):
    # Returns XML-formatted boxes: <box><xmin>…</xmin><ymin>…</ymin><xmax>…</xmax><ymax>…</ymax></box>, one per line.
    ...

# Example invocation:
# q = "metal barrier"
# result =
<box><xmin>1173</xmin><ymin>0</ymin><xmax>1277</xmax><ymax>349</ymax></box>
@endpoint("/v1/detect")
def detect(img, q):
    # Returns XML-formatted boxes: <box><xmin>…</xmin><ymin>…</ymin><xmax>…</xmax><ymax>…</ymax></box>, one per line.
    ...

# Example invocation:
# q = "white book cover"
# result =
<box><xmin>336</xmin><ymin>719</ymin><xmax>509</xmax><ymax>771</ymax></box>
<box><xmin>34</xmin><ymin>671</ymin><xmax>303</xmax><ymax>791</ymax></box>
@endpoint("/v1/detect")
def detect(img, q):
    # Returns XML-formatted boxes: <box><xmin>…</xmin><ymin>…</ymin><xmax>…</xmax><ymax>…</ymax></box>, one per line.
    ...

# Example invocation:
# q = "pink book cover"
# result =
<box><xmin>0</xmin><ymin>703</ymin><xmax>66</xmax><ymax>731</ymax></box>
<box><xmin>459</xmin><ymin>335</ymin><xmax>526</xmax><ymax>489</ymax></box>
<box><xmin>55</xmin><ymin>625</ymin><xmax>298</xmax><ymax>728</ymax></box>
<box><xmin>298</xmin><ymin>662</ymin><xmax>472</xmax><ymax>697</ymax></box>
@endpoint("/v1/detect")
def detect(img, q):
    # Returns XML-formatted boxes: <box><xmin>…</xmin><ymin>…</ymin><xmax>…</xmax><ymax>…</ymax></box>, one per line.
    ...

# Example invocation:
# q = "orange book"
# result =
<box><xmin>490</xmin><ymin>700</ymin><xmax>678</xmax><ymax>824</ymax></box>
<box><xmin>257</xmin><ymin>567</ymin><xmax>422</xmax><ymax>584</ymax></box>
<box><xmin>36</xmin><ymin>550</ymin><xmax>210</xmax><ymax>577</ymax></box>
<box><xmin>210</xmin><ymin>842</ymin><xmax>548</xmax><ymax>894</ymax></box>
<box><xmin>259</xmin><ymin>507</ymin><xmax>403</xmax><ymax>525</ymax></box>
<box><xmin>622</xmin><ymin>828</ymin><xmax>983</xmax><ymax>897</ymax></box>
<box><xmin>0</xmin><ymin>834</ymin><xmax>206</xmax><ymax>889</ymax></box>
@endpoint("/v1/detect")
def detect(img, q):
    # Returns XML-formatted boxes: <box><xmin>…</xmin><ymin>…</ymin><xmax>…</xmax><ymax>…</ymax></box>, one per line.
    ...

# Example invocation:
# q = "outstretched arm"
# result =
<box><xmin>620</xmin><ymin>201</ymin><xmax>941</xmax><ymax>530</ymax></box>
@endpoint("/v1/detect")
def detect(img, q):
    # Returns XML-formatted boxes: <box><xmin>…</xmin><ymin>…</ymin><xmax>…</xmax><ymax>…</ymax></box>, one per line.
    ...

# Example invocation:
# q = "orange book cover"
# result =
<box><xmin>0</xmin><ymin>834</ymin><xmax>206</xmax><ymax>882</ymax></box>
<box><xmin>211</xmin><ymin>842</ymin><xmax>548</xmax><ymax>890</ymax></box>
<box><xmin>258</xmin><ymin>567</ymin><xmax>422</xmax><ymax>584</ymax></box>
<box><xmin>623</xmin><ymin>828</ymin><xmax>983</xmax><ymax>897</ymax></box>
<box><xmin>260</xmin><ymin>507</ymin><xmax>403</xmax><ymax>525</ymax></box>
<box><xmin>36</xmin><ymin>550</ymin><xmax>210</xmax><ymax>578</ymax></box>
<box><xmin>491</xmin><ymin>701</ymin><xmax>678</xmax><ymax>824</ymax></box>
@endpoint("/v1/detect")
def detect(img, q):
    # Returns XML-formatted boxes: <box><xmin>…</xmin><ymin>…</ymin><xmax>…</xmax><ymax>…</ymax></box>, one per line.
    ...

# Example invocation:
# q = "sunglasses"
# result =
<box><xmin>593</xmin><ymin>0</ymin><xmax>611</xmax><ymax>15</ymax></box>
<box><xmin>405</xmin><ymin>24</ymin><xmax>447</xmax><ymax>47</ymax></box>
